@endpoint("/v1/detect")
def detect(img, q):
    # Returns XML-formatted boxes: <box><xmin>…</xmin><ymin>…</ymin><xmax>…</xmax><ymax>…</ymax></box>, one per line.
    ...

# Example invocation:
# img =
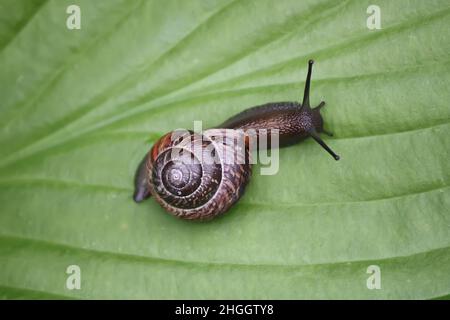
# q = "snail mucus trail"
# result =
<box><xmin>134</xmin><ymin>60</ymin><xmax>340</xmax><ymax>220</ymax></box>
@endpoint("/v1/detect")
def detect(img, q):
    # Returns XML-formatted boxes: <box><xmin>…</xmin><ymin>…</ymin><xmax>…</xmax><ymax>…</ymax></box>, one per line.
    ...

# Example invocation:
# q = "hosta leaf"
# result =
<box><xmin>0</xmin><ymin>0</ymin><xmax>449</xmax><ymax>299</ymax></box>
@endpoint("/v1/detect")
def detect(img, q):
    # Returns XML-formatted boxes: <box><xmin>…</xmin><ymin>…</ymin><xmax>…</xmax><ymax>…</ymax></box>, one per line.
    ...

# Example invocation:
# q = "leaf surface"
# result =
<box><xmin>0</xmin><ymin>0</ymin><xmax>449</xmax><ymax>299</ymax></box>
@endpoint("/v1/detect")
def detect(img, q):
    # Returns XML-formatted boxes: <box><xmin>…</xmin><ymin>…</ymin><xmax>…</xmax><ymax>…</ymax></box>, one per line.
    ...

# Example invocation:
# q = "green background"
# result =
<box><xmin>0</xmin><ymin>0</ymin><xmax>449</xmax><ymax>299</ymax></box>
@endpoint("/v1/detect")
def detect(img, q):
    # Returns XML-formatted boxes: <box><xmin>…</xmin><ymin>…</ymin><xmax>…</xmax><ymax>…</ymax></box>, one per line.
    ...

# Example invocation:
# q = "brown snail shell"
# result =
<box><xmin>143</xmin><ymin>129</ymin><xmax>251</xmax><ymax>220</ymax></box>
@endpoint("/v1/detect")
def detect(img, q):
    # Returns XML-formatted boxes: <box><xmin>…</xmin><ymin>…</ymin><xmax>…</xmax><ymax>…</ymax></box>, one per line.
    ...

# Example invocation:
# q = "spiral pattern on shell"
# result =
<box><xmin>146</xmin><ymin>129</ymin><xmax>252</xmax><ymax>220</ymax></box>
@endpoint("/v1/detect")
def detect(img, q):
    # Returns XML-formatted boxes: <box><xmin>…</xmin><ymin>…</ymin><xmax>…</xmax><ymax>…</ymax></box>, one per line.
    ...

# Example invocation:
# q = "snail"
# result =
<box><xmin>133</xmin><ymin>60</ymin><xmax>339</xmax><ymax>220</ymax></box>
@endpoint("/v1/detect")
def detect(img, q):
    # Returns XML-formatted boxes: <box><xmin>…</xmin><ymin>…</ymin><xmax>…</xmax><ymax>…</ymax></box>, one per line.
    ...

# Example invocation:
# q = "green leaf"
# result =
<box><xmin>0</xmin><ymin>0</ymin><xmax>449</xmax><ymax>299</ymax></box>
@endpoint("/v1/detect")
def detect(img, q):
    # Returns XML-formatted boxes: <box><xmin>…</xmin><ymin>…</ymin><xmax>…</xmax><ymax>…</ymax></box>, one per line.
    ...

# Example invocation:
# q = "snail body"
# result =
<box><xmin>134</xmin><ymin>60</ymin><xmax>339</xmax><ymax>221</ymax></box>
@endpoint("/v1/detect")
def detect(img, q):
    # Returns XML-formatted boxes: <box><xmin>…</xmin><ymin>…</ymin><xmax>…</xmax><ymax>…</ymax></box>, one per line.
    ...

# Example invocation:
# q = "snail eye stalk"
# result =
<box><xmin>301</xmin><ymin>59</ymin><xmax>315</xmax><ymax>109</ymax></box>
<box><xmin>309</xmin><ymin>129</ymin><xmax>340</xmax><ymax>161</ymax></box>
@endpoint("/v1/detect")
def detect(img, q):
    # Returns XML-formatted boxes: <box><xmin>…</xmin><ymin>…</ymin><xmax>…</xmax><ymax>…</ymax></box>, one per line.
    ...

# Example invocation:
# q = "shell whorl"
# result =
<box><xmin>146</xmin><ymin>129</ymin><xmax>251</xmax><ymax>220</ymax></box>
